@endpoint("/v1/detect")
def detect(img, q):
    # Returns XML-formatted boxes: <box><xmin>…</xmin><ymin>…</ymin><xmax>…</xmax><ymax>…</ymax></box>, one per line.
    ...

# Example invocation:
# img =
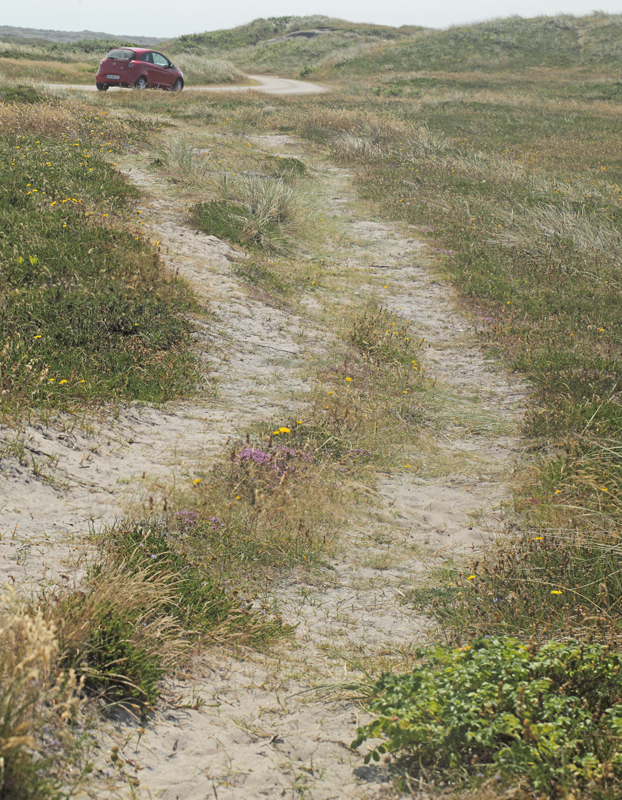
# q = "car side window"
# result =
<box><xmin>152</xmin><ymin>53</ymin><xmax>169</xmax><ymax>67</ymax></box>
<box><xmin>140</xmin><ymin>52</ymin><xmax>154</xmax><ymax>63</ymax></box>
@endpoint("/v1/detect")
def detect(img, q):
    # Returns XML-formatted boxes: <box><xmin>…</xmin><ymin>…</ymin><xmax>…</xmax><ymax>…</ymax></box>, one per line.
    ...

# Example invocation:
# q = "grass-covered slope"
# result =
<box><xmin>323</xmin><ymin>11</ymin><xmax>622</xmax><ymax>78</ymax></box>
<box><xmin>163</xmin><ymin>12</ymin><xmax>622</xmax><ymax>80</ymax></box>
<box><xmin>168</xmin><ymin>15</ymin><xmax>417</xmax><ymax>54</ymax></box>
<box><xmin>165</xmin><ymin>15</ymin><xmax>420</xmax><ymax>77</ymax></box>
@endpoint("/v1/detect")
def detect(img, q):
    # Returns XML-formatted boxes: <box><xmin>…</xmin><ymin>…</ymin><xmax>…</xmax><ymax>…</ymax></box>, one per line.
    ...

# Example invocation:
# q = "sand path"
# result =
<box><xmin>0</xmin><ymin>129</ymin><xmax>525</xmax><ymax>798</ymax></box>
<box><xmin>45</xmin><ymin>74</ymin><xmax>329</xmax><ymax>95</ymax></box>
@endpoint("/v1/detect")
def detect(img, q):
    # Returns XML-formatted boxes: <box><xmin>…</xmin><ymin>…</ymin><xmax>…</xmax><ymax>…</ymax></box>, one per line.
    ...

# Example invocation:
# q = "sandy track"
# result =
<box><xmin>44</xmin><ymin>74</ymin><xmax>329</xmax><ymax>95</ymax></box>
<box><xmin>1</xmin><ymin>130</ymin><xmax>525</xmax><ymax>798</ymax></box>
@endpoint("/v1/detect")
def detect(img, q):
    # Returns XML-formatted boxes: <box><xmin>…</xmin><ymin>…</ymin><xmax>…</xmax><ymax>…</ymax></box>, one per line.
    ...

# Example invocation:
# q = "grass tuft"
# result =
<box><xmin>0</xmin><ymin>593</ymin><xmax>83</xmax><ymax>799</ymax></box>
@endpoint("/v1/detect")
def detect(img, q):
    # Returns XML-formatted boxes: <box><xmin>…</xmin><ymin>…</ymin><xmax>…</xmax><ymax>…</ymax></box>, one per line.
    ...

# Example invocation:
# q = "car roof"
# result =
<box><xmin>107</xmin><ymin>46</ymin><xmax>152</xmax><ymax>54</ymax></box>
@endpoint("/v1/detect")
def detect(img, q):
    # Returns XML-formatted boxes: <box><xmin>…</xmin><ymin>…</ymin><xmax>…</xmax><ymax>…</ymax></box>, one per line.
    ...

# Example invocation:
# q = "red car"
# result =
<box><xmin>96</xmin><ymin>48</ymin><xmax>184</xmax><ymax>91</ymax></box>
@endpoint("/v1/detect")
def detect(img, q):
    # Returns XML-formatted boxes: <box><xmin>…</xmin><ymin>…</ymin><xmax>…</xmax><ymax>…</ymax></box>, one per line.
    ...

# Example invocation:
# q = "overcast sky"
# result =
<box><xmin>3</xmin><ymin>0</ymin><xmax>621</xmax><ymax>39</ymax></box>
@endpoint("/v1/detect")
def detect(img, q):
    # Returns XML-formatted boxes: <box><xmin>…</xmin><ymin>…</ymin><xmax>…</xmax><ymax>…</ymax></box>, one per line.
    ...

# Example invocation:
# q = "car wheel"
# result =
<box><xmin>134</xmin><ymin>76</ymin><xmax>148</xmax><ymax>90</ymax></box>
<box><xmin>96</xmin><ymin>82</ymin><xmax>109</xmax><ymax>91</ymax></box>
<box><xmin>172</xmin><ymin>78</ymin><xmax>183</xmax><ymax>92</ymax></box>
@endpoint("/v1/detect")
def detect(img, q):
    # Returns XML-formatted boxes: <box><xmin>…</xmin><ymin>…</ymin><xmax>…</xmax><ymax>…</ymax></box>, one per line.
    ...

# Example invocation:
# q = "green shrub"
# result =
<box><xmin>353</xmin><ymin>637</ymin><xmax>622</xmax><ymax>795</ymax></box>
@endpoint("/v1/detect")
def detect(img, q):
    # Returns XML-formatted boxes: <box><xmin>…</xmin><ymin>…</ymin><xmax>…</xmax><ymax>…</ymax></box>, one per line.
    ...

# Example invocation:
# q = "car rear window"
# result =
<box><xmin>105</xmin><ymin>49</ymin><xmax>135</xmax><ymax>60</ymax></box>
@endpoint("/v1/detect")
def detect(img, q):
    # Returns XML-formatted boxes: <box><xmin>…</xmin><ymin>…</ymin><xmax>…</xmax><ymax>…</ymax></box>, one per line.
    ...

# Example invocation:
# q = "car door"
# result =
<box><xmin>138</xmin><ymin>51</ymin><xmax>155</xmax><ymax>85</ymax></box>
<box><xmin>151</xmin><ymin>52</ymin><xmax>174</xmax><ymax>88</ymax></box>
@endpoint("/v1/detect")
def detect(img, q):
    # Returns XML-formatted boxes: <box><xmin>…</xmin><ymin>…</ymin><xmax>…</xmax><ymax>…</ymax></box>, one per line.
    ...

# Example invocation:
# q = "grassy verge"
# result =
<box><xmin>0</xmin><ymin>91</ymin><xmax>197</xmax><ymax>421</ymax></box>
<box><xmin>52</xmin><ymin>520</ymin><xmax>282</xmax><ymax>707</ymax></box>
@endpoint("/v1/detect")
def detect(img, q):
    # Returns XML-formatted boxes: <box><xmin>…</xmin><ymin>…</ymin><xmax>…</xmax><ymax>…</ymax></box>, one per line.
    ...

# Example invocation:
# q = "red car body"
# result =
<box><xmin>95</xmin><ymin>47</ymin><xmax>184</xmax><ymax>91</ymax></box>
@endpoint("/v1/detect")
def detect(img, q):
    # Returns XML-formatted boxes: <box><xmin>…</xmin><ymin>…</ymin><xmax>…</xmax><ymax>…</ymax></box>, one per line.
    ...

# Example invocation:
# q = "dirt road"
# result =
<box><xmin>45</xmin><ymin>74</ymin><xmax>329</xmax><ymax>95</ymax></box>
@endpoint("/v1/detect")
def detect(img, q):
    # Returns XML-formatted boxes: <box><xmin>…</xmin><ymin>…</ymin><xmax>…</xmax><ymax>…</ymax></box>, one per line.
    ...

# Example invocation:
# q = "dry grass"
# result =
<box><xmin>172</xmin><ymin>55</ymin><xmax>245</xmax><ymax>85</ymax></box>
<box><xmin>0</xmin><ymin>58</ymin><xmax>94</xmax><ymax>85</ymax></box>
<box><xmin>0</xmin><ymin>592</ymin><xmax>83</xmax><ymax>799</ymax></box>
<box><xmin>51</xmin><ymin>562</ymin><xmax>188</xmax><ymax>706</ymax></box>
<box><xmin>219</xmin><ymin>171</ymin><xmax>309</xmax><ymax>251</ymax></box>
<box><xmin>0</xmin><ymin>93</ymin><xmax>133</xmax><ymax>142</ymax></box>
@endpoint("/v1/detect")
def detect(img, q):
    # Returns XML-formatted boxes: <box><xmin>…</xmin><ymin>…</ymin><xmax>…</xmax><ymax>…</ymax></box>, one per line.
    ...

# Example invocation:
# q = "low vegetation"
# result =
<box><xmin>0</xmin><ymin>94</ymin><xmax>196</xmax><ymax>420</ymax></box>
<box><xmin>53</xmin><ymin>520</ymin><xmax>282</xmax><ymax>707</ymax></box>
<box><xmin>191</xmin><ymin>174</ymin><xmax>307</xmax><ymax>253</ymax></box>
<box><xmin>0</xmin><ymin>593</ymin><xmax>84</xmax><ymax>800</ymax></box>
<box><xmin>5</xmin><ymin>9</ymin><xmax>622</xmax><ymax>797</ymax></box>
<box><xmin>353</xmin><ymin>637</ymin><xmax>622</xmax><ymax>797</ymax></box>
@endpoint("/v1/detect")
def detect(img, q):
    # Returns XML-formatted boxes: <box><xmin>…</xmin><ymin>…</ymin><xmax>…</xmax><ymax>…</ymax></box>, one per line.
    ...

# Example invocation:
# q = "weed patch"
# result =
<box><xmin>411</xmin><ymin>530</ymin><xmax>622</xmax><ymax>645</ymax></box>
<box><xmin>52</xmin><ymin>520</ymin><xmax>282</xmax><ymax>706</ymax></box>
<box><xmin>171</xmin><ymin>434</ymin><xmax>339</xmax><ymax>583</ymax></box>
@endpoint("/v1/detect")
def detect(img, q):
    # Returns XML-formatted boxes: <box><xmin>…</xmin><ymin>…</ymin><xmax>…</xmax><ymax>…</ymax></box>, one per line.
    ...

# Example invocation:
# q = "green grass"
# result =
<box><xmin>54</xmin><ymin>520</ymin><xmax>281</xmax><ymax>706</ymax></box>
<box><xmin>323</xmin><ymin>12</ymin><xmax>622</xmax><ymax>78</ymax></box>
<box><xmin>408</xmin><ymin>531</ymin><xmax>622</xmax><ymax>644</ymax></box>
<box><xmin>232</xmin><ymin>259</ymin><xmax>294</xmax><ymax>301</ymax></box>
<box><xmin>191</xmin><ymin>172</ymin><xmax>307</xmax><ymax>253</ymax></box>
<box><xmin>190</xmin><ymin>199</ymin><xmax>252</xmax><ymax>247</ymax></box>
<box><xmin>0</xmin><ymin>100</ymin><xmax>197</xmax><ymax>419</ymax></box>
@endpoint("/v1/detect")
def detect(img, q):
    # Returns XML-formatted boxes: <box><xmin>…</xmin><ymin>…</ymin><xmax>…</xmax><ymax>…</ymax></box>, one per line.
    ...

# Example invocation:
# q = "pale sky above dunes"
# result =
<box><xmin>3</xmin><ymin>0</ymin><xmax>621</xmax><ymax>40</ymax></box>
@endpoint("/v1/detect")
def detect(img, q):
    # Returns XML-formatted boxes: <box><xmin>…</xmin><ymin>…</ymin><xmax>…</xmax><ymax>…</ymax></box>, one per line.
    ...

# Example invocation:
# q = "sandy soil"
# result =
<box><xmin>45</xmin><ymin>75</ymin><xmax>329</xmax><ymax>95</ymax></box>
<box><xmin>0</xmin><ymin>129</ymin><xmax>526</xmax><ymax>798</ymax></box>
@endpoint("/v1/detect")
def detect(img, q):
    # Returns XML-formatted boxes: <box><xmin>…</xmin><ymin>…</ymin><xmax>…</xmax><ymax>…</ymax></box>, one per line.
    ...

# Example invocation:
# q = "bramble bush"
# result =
<box><xmin>353</xmin><ymin>636</ymin><xmax>622</xmax><ymax>796</ymax></box>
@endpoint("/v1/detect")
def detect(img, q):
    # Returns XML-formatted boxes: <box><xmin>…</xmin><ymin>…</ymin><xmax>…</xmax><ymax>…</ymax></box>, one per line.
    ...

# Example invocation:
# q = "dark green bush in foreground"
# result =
<box><xmin>353</xmin><ymin>637</ymin><xmax>622</xmax><ymax>796</ymax></box>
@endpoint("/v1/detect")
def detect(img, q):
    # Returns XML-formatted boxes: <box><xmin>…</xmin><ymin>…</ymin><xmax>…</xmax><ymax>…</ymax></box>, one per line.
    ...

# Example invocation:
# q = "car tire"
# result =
<box><xmin>96</xmin><ymin>82</ymin><xmax>109</xmax><ymax>91</ymax></box>
<box><xmin>134</xmin><ymin>76</ymin><xmax>148</xmax><ymax>90</ymax></box>
<box><xmin>172</xmin><ymin>78</ymin><xmax>183</xmax><ymax>92</ymax></box>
